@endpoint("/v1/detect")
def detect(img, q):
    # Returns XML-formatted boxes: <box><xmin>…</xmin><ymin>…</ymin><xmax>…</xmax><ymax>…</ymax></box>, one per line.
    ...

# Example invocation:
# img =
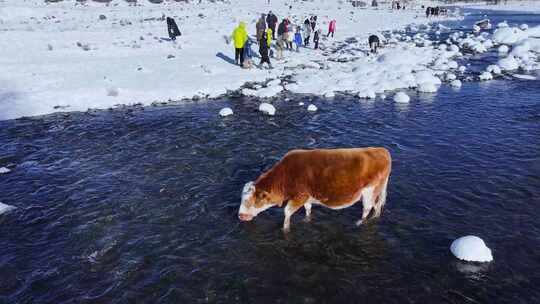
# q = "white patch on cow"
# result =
<box><xmin>241</xmin><ymin>181</ymin><xmax>255</xmax><ymax>204</ymax></box>
<box><xmin>356</xmin><ymin>185</ymin><xmax>375</xmax><ymax>226</ymax></box>
<box><xmin>238</xmin><ymin>181</ymin><xmax>275</xmax><ymax>218</ymax></box>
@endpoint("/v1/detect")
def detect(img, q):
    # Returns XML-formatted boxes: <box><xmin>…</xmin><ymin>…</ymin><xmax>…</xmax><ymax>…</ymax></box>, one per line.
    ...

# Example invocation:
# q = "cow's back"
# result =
<box><xmin>280</xmin><ymin>148</ymin><xmax>391</xmax><ymax>206</ymax></box>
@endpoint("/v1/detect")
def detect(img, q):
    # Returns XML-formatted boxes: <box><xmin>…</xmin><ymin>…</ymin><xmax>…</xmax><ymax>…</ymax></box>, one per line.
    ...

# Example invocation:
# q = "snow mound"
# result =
<box><xmin>450</xmin><ymin>236</ymin><xmax>493</xmax><ymax>262</ymax></box>
<box><xmin>307</xmin><ymin>104</ymin><xmax>318</xmax><ymax>112</ymax></box>
<box><xmin>298</xmin><ymin>102</ymin><xmax>305</xmax><ymax>106</ymax></box>
<box><xmin>258</xmin><ymin>103</ymin><xmax>276</xmax><ymax>116</ymax></box>
<box><xmin>394</xmin><ymin>92</ymin><xmax>410</xmax><ymax>103</ymax></box>
<box><xmin>498</xmin><ymin>45</ymin><xmax>509</xmax><ymax>54</ymax></box>
<box><xmin>497</xmin><ymin>21</ymin><xmax>509</xmax><ymax>28</ymax></box>
<box><xmin>450</xmin><ymin>80</ymin><xmax>462</xmax><ymax>88</ymax></box>
<box><xmin>0</xmin><ymin>202</ymin><xmax>16</xmax><ymax>215</ymax></box>
<box><xmin>479</xmin><ymin>72</ymin><xmax>493</xmax><ymax>81</ymax></box>
<box><xmin>520</xmin><ymin>24</ymin><xmax>529</xmax><ymax>31</ymax></box>
<box><xmin>418</xmin><ymin>83</ymin><xmax>438</xmax><ymax>93</ymax></box>
<box><xmin>0</xmin><ymin>167</ymin><xmax>11</xmax><ymax>174</ymax></box>
<box><xmin>486</xmin><ymin>65</ymin><xmax>502</xmax><ymax>75</ymax></box>
<box><xmin>219</xmin><ymin>107</ymin><xmax>233</xmax><ymax>117</ymax></box>
<box><xmin>358</xmin><ymin>90</ymin><xmax>376</xmax><ymax>99</ymax></box>
<box><xmin>493</xmin><ymin>27</ymin><xmax>526</xmax><ymax>45</ymax></box>
<box><xmin>498</xmin><ymin>56</ymin><xmax>519</xmax><ymax>71</ymax></box>
<box><xmin>512</xmin><ymin>74</ymin><xmax>536</xmax><ymax>80</ymax></box>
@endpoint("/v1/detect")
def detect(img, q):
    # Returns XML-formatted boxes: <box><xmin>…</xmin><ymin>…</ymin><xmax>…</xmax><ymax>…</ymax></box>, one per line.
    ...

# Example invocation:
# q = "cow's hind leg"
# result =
<box><xmin>373</xmin><ymin>175</ymin><xmax>389</xmax><ymax>218</ymax></box>
<box><xmin>356</xmin><ymin>186</ymin><xmax>375</xmax><ymax>226</ymax></box>
<box><xmin>303</xmin><ymin>202</ymin><xmax>313</xmax><ymax>222</ymax></box>
<box><xmin>283</xmin><ymin>197</ymin><xmax>307</xmax><ymax>232</ymax></box>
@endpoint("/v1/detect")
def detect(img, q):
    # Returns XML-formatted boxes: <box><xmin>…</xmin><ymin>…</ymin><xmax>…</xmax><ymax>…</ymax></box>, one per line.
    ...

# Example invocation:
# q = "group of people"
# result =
<box><xmin>425</xmin><ymin>6</ymin><xmax>448</xmax><ymax>18</ymax></box>
<box><xmin>231</xmin><ymin>12</ymin><xmax>337</xmax><ymax>69</ymax></box>
<box><xmin>391</xmin><ymin>0</ymin><xmax>406</xmax><ymax>10</ymax></box>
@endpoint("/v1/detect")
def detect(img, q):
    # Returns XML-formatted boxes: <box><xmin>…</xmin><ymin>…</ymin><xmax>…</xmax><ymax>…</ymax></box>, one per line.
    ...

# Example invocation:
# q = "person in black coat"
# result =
<box><xmin>313</xmin><ymin>29</ymin><xmax>320</xmax><ymax>49</ymax></box>
<box><xmin>259</xmin><ymin>36</ymin><xmax>272</xmax><ymax>68</ymax></box>
<box><xmin>368</xmin><ymin>34</ymin><xmax>380</xmax><ymax>53</ymax></box>
<box><xmin>266</xmin><ymin>11</ymin><xmax>278</xmax><ymax>40</ymax></box>
<box><xmin>166</xmin><ymin>17</ymin><xmax>181</xmax><ymax>41</ymax></box>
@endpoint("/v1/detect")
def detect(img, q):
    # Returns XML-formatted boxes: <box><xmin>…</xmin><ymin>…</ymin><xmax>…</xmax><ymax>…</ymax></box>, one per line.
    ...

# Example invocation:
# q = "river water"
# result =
<box><xmin>1</xmin><ymin>9</ymin><xmax>539</xmax><ymax>304</ymax></box>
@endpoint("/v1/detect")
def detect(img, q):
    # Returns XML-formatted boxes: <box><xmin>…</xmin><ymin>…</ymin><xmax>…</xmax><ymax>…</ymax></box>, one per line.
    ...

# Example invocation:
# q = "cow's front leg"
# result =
<box><xmin>283</xmin><ymin>198</ymin><xmax>306</xmax><ymax>233</ymax></box>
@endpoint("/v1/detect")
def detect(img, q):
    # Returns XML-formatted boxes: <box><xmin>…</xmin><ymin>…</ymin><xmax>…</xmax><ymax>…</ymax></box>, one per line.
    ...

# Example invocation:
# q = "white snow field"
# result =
<box><xmin>451</xmin><ymin>235</ymin><xmax>493</xmax><ymax>263</ymax></box>
<box><xmin>0</xmin><ymin>0</ymin><xmax>461</xmax><ymax>120</ymax></box>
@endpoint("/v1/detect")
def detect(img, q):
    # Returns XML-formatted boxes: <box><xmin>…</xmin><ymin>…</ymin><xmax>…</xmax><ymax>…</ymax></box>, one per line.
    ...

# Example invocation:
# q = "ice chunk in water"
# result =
<box><xmin>0</xmin><ymin>202</ymin><xmax>16</xmax><ymax>215</ymax></box>
<box><xmin>258</xmin><ymin>103</ymin><xmax>276</xmax><ymax>116</ymax></box>
<box><xmin>219</xmin><ymin>107</ymin><xmax>233</xmax><ymax>117</ymax></box>
<box><xmin>451</xmin><ymin>236</ymin><xmax>493</xmax><ymax>262</ymax></box>
<box><xmin>393</xmin><ymin>92</ymin><xmax>410</xmax><ymax>103</ymax></box>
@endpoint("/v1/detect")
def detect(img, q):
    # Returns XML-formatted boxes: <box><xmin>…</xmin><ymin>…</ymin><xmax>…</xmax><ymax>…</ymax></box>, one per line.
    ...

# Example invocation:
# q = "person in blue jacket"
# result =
<box><xmin>294</xmin><ymin>26</ymin><xmax>302</xmax><ymax>52</ymax></box>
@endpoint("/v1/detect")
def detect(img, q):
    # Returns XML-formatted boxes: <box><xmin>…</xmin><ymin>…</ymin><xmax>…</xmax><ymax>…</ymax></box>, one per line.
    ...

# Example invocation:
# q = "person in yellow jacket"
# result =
<box><xmin>232</xmin><ymin>22</ymin><xmax>248</xmax><ymax>66</ymax></box>
<box><xmin>266</xmin><ymin>28</ymin><xmax>272</xmax><ymax>48</ymax></box>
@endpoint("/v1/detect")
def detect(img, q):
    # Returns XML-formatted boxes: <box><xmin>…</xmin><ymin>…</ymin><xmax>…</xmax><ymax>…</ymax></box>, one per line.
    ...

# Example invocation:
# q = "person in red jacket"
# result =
<box><xmin>327</xmin><ymin>19</ymin><xmax>336</xmax><ymax>38</ymax></box>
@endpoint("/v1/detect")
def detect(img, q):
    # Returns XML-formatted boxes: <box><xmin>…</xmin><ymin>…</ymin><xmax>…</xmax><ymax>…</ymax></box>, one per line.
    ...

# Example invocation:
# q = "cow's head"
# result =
<box><xmin>238</xmin><ymin>181</ymin><xmax>280</xmax><ymax>221</ymax></box>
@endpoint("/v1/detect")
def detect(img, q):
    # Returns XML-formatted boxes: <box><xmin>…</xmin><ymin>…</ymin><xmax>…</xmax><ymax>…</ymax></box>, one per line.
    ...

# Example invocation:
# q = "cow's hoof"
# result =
<box><xmin>355</xmin><ymin>219</ymin><xmax>364</xmax><ymax>226</ymax></box>
<box><xmin>282</xmin><ymin>227</ymin><xmax>291</xmax><ymax>234</ymax></box>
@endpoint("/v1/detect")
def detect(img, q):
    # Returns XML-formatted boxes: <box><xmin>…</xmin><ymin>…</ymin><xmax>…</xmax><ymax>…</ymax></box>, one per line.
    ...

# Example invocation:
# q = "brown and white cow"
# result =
<box><xmin>238</xmin><ymin>147</ymin><xmax>392</xmax><ymax>231</ymax></box>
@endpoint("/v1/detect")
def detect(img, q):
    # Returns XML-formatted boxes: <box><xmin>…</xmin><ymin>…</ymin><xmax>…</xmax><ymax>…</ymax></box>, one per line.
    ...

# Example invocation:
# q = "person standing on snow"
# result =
<box><xmin>166</xmin><ymin>17</ymin><xmax>181</xmax><ymax>41</ymax></box>
<box><xmin>256</xmin><ymin>14</ymin><xmax>267</xmax><ymax>43</ymax></box>
<box><xmin>266</xmin><ymin>11</ymin><xmax>278</xmax><ymax>40</ymax></box>
<box><xmin>286</xmin><ymin>19</ymin><xmax>294</xmax><ymax>50</ymax></box>
<box><xmin>259</xmin><ymin>35</ymin><xmax>272</xmax><ymax>69</ymax></box>
<box><xmin>243</xmin><ymin>38</ymin><xmax>254</xmax><ymax>69</ymax></box>
<box><xmin>313</xmin><ymin>29</ymin><xmax>320</xmax><ymax>50</ymax></box>
<box><xmin>277</xmin><ymin>19</ymin><xmax>288</xmax><ymax>49</ymax></box>
<box><xmin>310</xmin><ymin>16</ymin><xmax>317</xmax><ymax>31</ymax></box>
<box><xmin>327</xmin><ymin>19</ymin><xmax>336</xmax><ymax>38</ymax></box>
<box><xmin>303</xmin><ymin>18</ymin><xmax>311</xmax><ymax>46</ymax></box>
<box><xmin>294</xmin><ymin>26</ymin><xmax>302</xmax><ymax>52</ymax></box>
<box><xmin>232</xmin><ymin>22</ymin><xmax>248</xmax><ymax>66</ymax></box>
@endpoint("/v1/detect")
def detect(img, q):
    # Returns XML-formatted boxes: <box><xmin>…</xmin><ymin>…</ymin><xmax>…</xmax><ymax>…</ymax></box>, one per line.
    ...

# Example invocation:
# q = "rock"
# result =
<box><xmin>47</xmin><ymin>44</ymin><xmax>53</xmax><ymax>51</ymax></box>
<box><xmin>258</xmin><ymin>103</ymin><xmax>276</xmax><ymax>116</ymax></box>
<box><xmin>450</xmin><ymin>236</ymin><xmax>493</xmax><ymax>262</ymax></box>
<box><xmin>219</xmin><ymin>107</ymin><xmax>233</xmax><ymax>117</ymax></box>
<box><xmin>99</xmin><ymin>14</ymin><xmax>107</xmax><ymax>20</ymax></box>
<box><xmin>167</xmin><ymin>54</ymin><xmax>175</xmax><ymax>59</ymax></box>
<box><xmin>307</xmin><ymin>104</ymin><xmax>318</xmax><ymax>112</ymax></box>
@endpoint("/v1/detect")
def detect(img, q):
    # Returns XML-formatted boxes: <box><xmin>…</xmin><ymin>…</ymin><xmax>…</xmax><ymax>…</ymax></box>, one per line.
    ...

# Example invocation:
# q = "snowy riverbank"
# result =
<box><xmin>463</xmin><ymin>1</ymin><xmax>540</xmax><ymax>14</ymax></box>
<box><xmin>0</xmin><ymin>0</ymin><xmax>460</xmax><ymax>120</ymax></box>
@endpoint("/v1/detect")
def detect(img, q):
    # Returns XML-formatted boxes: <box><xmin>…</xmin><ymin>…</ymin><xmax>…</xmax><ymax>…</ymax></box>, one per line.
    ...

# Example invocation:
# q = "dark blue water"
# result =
<box><xmin>1</xmin><ymin>10</ymin><xmax>540</xmax><ymax>304</ymax></box>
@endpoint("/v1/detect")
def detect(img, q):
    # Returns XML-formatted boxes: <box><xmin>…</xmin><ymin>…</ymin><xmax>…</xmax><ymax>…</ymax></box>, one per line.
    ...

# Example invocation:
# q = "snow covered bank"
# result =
<box><xmin>464</xmin><ymin>1</ymin><xmax>540</xmax><ymax>14</ymax></box>
<box><xmin>0</xmin><ymin>0</ymin><xmax>458</xmax><ymax>120</ymax></box>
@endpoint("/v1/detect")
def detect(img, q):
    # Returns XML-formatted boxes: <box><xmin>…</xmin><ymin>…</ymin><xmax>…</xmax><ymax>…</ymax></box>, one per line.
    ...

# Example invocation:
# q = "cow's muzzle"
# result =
<box><xmin>238</xmin><ymin>213</ymin><xmax>254</xmax><ymax>221</ymax></box>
